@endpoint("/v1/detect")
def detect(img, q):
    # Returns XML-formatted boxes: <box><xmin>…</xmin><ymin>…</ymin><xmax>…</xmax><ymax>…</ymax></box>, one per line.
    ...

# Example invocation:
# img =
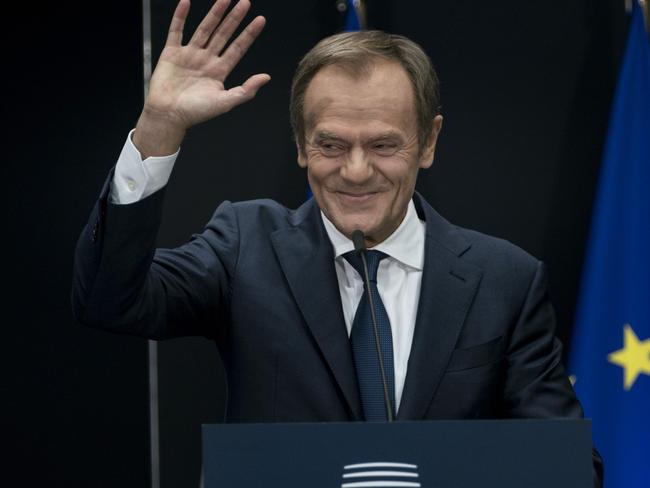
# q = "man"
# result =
<box><xmin>72</xmin><ymin>0</ymin><xmax>602</xmax><ymax>482</ymax></box>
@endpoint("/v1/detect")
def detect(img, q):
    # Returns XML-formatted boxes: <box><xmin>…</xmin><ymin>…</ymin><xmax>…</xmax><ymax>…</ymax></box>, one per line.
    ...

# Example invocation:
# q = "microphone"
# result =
<box><xmin>351</xmin><ymin>230</ymin><xmax>394</xmax><ymax>422</ymax></box>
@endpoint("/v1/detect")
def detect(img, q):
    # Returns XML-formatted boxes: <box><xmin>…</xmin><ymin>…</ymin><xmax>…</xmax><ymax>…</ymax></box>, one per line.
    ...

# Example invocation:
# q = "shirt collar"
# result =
<box><xmin>320</xmin><ymin>199</ymin><xmax>425</xmax><ymax>271</ymax></box>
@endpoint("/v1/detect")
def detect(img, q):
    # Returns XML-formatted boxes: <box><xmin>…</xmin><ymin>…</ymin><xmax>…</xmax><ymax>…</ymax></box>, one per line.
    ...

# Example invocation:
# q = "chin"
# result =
<box><xmin>336</xmin><ymin>218</ymin><xmax>379</xmax><ymax>241</ymax></box>
<box><xmin>320</xmin><ymin>199</ymin><xmax>383</xmax><ymax>239</ymax></box>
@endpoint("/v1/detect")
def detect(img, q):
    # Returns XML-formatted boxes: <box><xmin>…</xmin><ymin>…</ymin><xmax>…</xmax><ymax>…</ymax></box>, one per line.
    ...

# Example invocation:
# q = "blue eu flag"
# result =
<box><xmin>569</xmin><ymin>3</ymin><xmax>650</xmax><ymax>487</ymax></box>
<box><xmin>345</xmin><ymin>0</ymin><xmax>362</xmax><ymax>31</ymax></box>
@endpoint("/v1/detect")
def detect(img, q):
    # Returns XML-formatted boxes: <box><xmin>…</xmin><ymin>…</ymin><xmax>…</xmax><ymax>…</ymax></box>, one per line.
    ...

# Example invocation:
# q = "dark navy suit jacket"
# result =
<box><xmin>72</xmin><ymin>172</ymin><xmax>602</xmax><ymax>482</ymax></box>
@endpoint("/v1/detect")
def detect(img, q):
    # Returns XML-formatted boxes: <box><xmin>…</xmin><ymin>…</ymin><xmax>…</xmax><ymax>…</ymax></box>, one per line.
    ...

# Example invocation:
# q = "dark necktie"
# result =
<box><xmin>344</xmin><ymin>250</ymin><xmax>396</xmax><ymax>421</ymax></box>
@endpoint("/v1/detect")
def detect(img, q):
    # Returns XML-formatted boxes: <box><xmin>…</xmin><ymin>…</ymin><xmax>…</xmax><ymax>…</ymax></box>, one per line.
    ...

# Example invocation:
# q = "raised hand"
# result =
<box><xmin>134</xmin><ymin>0</ymin><xmax>270</xmax><ymax>158</ymax></box>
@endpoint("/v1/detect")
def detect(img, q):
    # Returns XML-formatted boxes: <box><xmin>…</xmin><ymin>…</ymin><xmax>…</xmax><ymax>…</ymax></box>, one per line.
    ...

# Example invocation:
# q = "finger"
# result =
<box><xmin>221</xmin><ymin>73</ymin><xmax>271</xmax><ymax>112</ymax></box>
<box><xmin>165</xmin><ymin>0</ymin><xmax>191</xmax><ymax>47</ymax></box>
<box><xmin>241</xmin><ymin>73</ymin><xmax>271</xmax><ymax>94</ymax></box>
<box><xmin>188</xmin><ymin>0</ymin><xmax>231</xmax><ymax>47</ymax></box>
<box><xmin>219</xmin><ymin>16</ymin><xmax>266</xmax><ymax>74</ymax></box>
<box><xmin>206</xmin><ymin>0</ymin><xmax>252</xmax><ymax>55</ymax></box>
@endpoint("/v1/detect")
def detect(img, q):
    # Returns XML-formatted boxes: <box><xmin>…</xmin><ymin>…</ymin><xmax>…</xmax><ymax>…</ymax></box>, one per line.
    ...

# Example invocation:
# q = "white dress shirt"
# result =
<box><xmin>110</xmin><ymin>129</ymin><xmax>179</xmax><ymax>204</ymax></box>
<box><xmin>111</xmin><ymin>131</ymin><xmax>426</xmax><ymax>412</ymax></box>
<box><xmin>320</xmin><ymin>204</ymin><xmax>425</xmax><ymax>412</ymax></box>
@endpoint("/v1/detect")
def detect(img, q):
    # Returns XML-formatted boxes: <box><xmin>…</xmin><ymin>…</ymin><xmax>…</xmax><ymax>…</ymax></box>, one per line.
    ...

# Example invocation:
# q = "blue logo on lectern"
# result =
<box><xmin>341</xmin><ymin>462</ymin><xmax>421</xmax><ymax>487</ymax></box>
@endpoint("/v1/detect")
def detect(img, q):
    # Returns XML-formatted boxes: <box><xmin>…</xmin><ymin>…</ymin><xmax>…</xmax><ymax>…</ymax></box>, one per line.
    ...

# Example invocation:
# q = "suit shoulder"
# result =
<box><xmin>417</xmin><ymin>194</ymin><xmax>539</xmax><ymax>275</ymax></box>
<box><xmin>230</xmin><ymin>198</ymin><xmax>291</xmax><ymax>214</ymax></box>
<box><xmin>210</xmin><ymin>198</ymin><xmax>302</xmax><ymax>232</ymax></box>
<box><xmin>454</xmin><ymin>225</ymin><xmax>540</xmax><ymax>280</ymax></box>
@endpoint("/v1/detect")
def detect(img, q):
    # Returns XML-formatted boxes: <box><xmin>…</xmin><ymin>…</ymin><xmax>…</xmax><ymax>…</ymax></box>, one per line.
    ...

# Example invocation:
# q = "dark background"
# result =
<box><xmin>6</xmin><ymin>0</ymin><xmax>628</xmax><ymax>486</ymax></box>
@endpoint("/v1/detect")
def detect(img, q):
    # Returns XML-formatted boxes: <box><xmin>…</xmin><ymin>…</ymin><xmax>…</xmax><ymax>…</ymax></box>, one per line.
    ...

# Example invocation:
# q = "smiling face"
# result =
<box><xmin>297</xmin><ymin>59</ymin><xmax>443</xmax><ymax>246</ymax></box>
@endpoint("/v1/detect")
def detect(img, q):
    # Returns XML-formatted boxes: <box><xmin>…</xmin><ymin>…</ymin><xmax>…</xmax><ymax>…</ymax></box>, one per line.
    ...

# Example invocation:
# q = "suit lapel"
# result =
<box><xmin>270</xmin><ymin>200</ymin><xmax>363</xmax><ymax>420</ymax></box>
<box><xmin>397</xmin><ymin>194</ymin><xmax>483</xmax><ymax>420</ymax></box>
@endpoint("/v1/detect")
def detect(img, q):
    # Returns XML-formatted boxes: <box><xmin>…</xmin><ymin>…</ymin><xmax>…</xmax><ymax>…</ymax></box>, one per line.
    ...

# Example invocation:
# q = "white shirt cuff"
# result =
<box><xmin>110</xmin><ymin>129</ymin><xmax>180</xmax><ymax>204</ymax></box>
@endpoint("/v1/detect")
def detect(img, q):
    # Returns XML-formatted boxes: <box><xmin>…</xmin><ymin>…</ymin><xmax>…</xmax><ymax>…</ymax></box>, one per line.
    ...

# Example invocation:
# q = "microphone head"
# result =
<box><xmin>351</xmin><ymin>230</ymin><xmax>366</xmax><ymax>252</ymax></box>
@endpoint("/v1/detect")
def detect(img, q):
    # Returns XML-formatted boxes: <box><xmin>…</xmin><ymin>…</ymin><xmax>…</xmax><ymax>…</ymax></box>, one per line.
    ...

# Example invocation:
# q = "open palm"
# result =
<box><xmin>144</xmin><ymin>0</ymin><xmax>270</xmax><ymax>130</ymax></box>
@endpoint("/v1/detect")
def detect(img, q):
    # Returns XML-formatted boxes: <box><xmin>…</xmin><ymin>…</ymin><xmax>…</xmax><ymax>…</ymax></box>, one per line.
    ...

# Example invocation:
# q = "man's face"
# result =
<box><xmin>298</xmin><ymin>60</ymin><xmax>443</xmax><ymax>246</ymax></box>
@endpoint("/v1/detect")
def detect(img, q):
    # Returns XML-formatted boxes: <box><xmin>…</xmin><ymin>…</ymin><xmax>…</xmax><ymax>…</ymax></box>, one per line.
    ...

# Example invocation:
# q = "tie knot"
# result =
<box><xmin>344</xmin><ymin>250</ymin><xmax>387</xmax><ymax>283</ymax></box>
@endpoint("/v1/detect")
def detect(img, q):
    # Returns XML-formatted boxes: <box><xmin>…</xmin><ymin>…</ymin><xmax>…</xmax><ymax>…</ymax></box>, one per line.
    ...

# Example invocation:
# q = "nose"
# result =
<box><xmin>340</xmin><ymin>146</ymin><xmax>373</xmax><ymax>185</ymax></box>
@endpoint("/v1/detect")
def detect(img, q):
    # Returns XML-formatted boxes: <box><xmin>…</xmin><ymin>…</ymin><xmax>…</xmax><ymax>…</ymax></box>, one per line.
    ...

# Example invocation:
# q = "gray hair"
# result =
<box><xmin>290</xmin><ymin>30</ymin><xmax>441</xmax><ymax>155</ymax></box>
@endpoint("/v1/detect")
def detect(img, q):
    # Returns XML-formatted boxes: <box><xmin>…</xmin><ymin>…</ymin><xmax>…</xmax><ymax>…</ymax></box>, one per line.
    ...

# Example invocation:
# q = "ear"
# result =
<box><xmin>296</xmin><ymin>143</ymin><xmax>308</xmax><ymax>168</ymax></box>
<box><xmin>418</xmin><ymin>115</ymin><xmax>444</xmax><ymax>169</ymax></box>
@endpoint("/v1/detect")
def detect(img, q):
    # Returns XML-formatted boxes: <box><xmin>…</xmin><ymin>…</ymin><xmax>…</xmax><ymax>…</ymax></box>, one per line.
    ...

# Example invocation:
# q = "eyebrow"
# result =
<box><xmin>313</xmin><ymin>130</ymin><xmax>404</xmax><ymax>143</ymax></box>
<box><xmin>367</xmin><ymin>131</ymin><xmax>404</xmax><ymax>142</ymax></box>
<box><xmin>313</xmin><ymin>130</ymin><xmax>346</xmax><ymax>142</ymax></box>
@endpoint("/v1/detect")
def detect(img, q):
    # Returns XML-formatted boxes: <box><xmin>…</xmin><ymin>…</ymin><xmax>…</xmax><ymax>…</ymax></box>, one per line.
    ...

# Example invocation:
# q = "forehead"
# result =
<box><xmin>303</xmin><ymin>60</ymin><xmax>417</xmax><ymax>135</ymax></box>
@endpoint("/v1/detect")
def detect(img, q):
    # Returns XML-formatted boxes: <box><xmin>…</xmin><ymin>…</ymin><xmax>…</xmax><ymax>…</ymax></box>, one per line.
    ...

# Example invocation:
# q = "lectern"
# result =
<box><xmin>203</xmin><ymin>419</ymin><xmax>592</xmax><ymax>487</ymax></box>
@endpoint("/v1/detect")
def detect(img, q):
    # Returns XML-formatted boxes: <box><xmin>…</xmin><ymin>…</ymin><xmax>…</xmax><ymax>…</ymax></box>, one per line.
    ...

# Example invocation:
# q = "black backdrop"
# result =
<box><xmin>6</xmin><ymin>0</ymin><xmax>627</xmax><ymax>487</ymax></box>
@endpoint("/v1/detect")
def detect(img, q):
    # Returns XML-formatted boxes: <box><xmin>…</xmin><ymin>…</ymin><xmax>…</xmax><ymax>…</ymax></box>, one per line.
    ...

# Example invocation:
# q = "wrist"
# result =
<box><xmin>133</xmin><ymin>108</ymin><xmax>187</xmax><ymax>159</ymax></box>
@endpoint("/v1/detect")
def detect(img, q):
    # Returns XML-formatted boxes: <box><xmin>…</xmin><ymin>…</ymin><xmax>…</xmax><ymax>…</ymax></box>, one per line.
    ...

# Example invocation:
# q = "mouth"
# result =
<box><xmin>335</xmin><ymin>191</ymin><xmax>379</xmax><ymax>205</ymax></box>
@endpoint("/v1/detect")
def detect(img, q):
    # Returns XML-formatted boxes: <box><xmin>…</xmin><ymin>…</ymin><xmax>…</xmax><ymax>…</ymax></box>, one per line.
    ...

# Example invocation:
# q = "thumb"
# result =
<box><xmin>223</xmin><ymin>73</ymin><xmax>271</xmax><ymax>110</ymax></box>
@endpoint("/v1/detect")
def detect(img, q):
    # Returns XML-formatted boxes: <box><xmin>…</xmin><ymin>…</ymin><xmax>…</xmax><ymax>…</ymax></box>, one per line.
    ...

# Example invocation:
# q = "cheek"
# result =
<box><xmin>307</xmin><ymin>158</ymin><xmax>340</xmax><ymax>185</ymax></box>
<box><xmin>380</xmin><ymin>158</ymin><xmax>419</xmax><ymax>187</ymax></box>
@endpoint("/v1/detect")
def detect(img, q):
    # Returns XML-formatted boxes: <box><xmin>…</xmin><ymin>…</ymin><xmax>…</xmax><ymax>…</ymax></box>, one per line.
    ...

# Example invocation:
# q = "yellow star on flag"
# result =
<box><xmin>607</xmin><ymin>324</ymin><xmax>650</xmax><ymax>391</ymax></box>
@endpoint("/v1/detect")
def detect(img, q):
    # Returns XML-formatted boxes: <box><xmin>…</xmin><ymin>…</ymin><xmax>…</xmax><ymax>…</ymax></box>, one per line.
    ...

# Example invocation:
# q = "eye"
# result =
<box><xmin>372</xmin><ymin>142</ymin><xmax>398</xmax><ymax>156</ymax></box>
<box><xmin>318</xmin><ymin>141</ymin><xmax>346</xmax><ymax>157</ymax></box>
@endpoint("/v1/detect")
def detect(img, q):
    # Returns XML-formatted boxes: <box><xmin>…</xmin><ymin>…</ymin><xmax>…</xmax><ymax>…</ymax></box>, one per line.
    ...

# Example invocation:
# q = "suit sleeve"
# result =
<box><xmin>503</xmin><ymin>260</ymin><xmax>604</xmax><ymax>487</ymax></box>
<box><xmin>71</xmin><ymin>168</ymin><xmax>239</xmax><ymax>340</ymax></box>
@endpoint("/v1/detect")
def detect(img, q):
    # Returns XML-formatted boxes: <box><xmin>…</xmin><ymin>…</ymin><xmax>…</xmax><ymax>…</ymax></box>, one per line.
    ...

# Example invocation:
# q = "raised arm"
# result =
<box><xmin>133</xmin><ymin>0</ymin><xmax>270</xmax><ymax>158</ymax></box>
<box><xmin>72</xmin><ymin>0</ymin><xmax>269</xmax><ymax>339</ymax></box>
